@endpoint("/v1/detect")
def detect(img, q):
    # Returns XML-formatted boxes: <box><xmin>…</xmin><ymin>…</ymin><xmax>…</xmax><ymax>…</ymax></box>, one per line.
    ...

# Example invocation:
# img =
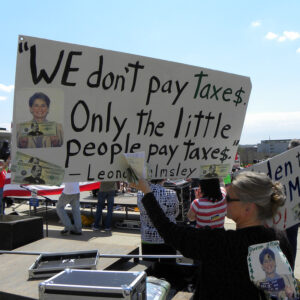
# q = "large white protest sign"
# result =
<box><xmin>245</xmin><ymin>146</ymin><xmax>300</xmax><ymax>230</ymax></box>
<box><xmin>11</xmin><ymin>35</ymin><xmax>251</xmax><ymax>184</ymax></box>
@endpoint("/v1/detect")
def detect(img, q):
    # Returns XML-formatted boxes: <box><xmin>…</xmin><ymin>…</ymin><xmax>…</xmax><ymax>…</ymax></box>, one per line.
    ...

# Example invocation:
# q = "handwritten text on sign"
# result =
<box><xmin>247</xmin><ymin>146</ymin><xmax>300</xmax><ymax>230</ymax></box>
<box><xmin>12</xmin><ymin>35</ymin><xmax>251</xmax><ymax>182</ymax></box>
